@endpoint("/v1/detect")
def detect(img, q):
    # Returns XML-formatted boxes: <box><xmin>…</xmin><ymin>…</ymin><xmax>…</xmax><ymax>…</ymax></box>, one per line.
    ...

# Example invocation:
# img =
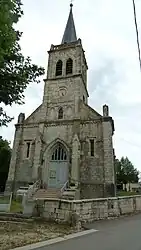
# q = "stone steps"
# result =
<box><xmin>62</xmin><ymin>195</ymin><xmax>75</xmax><ymax>200</ymax></box>
<box><xmin>0</xmin><ymin>212</ymin><xmax>34</xmax><ymax>221</ymax></box>
<box><xmin>33</xmin><ymin>187</ymin><xmax>79</xmax><ymax>200</ymax></box>
<box><xmin>33</xmin><ymin>189</ymin><xmax>61</xmax><ymax>199</ymax></box>
<box><xmin>62</xmin><ymin>190</ymin><xmax>76</xmax><ymax>200</ymax></box>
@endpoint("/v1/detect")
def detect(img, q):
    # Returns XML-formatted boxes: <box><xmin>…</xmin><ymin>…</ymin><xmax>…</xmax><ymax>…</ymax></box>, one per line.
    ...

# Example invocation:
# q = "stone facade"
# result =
<box><xmin>24</xmin><ymin>195</ymin><xmax>141</xmax><ymax>225</ymax></box>
<box><xmin>6</xmin><ymin>7</ymin><xmax>116</xmax><ymax>198</ymax></box>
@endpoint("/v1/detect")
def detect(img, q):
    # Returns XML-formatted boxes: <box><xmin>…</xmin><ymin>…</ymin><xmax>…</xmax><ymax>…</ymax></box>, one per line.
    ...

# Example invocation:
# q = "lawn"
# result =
<box><xmin>0</xmin><ymin>196</ymin><xmax>11</xmax><ymax>204</ymax></box>
<box><xmin>0</xmin><ymin>198</ymin><xmax>10</xmax><ymax>204</ymax></box>
<box><xmin>10</xmin><ymin>200</ymin><xmax>23</xmax><ymax>213</ymax></box>
<box><xmin>0</xmin><ymin>196</ymin><xmax>23</xmax><ymax>213</ymax></box>
<box><xmin>117</xmin><ymin>191</ymin><xmax>139</xmax><ymax>196</ymax></box>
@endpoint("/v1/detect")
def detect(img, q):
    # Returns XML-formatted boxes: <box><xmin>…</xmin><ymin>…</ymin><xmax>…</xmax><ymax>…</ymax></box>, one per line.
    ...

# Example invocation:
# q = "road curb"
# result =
<box><xmin>12</xmin><ymin>229</ymin><xmax>98</xmax><ymax>250</ymax></box>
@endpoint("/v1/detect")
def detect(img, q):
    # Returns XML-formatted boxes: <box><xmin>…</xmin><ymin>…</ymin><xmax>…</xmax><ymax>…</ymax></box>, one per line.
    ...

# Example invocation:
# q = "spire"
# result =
<box><xmin>61</xmin><ymin>3</ymin><xmax>77</xmax><ymax>44</ymax></box>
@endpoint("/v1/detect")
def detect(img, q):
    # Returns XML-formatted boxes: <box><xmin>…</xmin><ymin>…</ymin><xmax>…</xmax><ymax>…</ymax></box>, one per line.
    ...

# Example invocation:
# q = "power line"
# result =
<box><xmin>132</xmin><ymin>0</ymin><xmax>141</xmax><ymax>70</ymax></box>
<box><xmin>116</xmin><ymin>136</ymin><xmax>141</xmax><ymax>149</ymax></box>
<box><xmin>114</xmin><ymin>1</ymin><xmax>141</xmax><ymax>149</ymax></box>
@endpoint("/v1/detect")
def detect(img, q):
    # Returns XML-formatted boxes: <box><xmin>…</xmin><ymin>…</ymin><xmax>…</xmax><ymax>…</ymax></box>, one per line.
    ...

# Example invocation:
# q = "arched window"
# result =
<box><xmin>51</xmin><ymin>144</ymin><xmax>67</xmax><ymax>161</ymax></box>
<box><xmin>56</xmin><ymin>60</ymin><xmax>63</xmax><ymax>76</ymax></box>
<box><xmin>66</xmin><ymin>58</ymin><xmax>73</xmax><ymax>75</ymax></box>
<box><xmin>58</xmin><ymin>107</ymin><xmax>63</xmax><ymax>119</ymax></box>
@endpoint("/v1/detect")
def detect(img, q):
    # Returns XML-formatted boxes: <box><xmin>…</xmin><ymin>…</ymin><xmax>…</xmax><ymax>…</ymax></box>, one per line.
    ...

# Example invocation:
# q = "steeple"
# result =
<box><xmin>61</xmin><ymin>3</ymin><xmax>77</xmax><ymax>44</ymax></box>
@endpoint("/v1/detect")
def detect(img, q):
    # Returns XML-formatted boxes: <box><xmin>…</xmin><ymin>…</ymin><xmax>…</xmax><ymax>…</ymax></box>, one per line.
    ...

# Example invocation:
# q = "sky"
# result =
<box><xmin>1</xmin><ymin>0</ymin><xmax>141</xmax><ymax>171</ymax></box>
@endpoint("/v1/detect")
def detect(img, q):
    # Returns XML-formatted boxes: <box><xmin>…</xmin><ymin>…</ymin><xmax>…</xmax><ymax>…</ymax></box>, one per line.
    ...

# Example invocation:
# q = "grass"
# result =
<box><xmin>0</xmin><ymin>196</ymin><xmax>11</xmax><ymax>204</ymax></box>
<box><xmin>0</xmin><ymin>196</ymin><xmax>22</xmax><ymax>213</ymax></box>
<box><xmin>117</xmin><ymin>191</ymin><xmax>139</xmax><ymax>196</ymax></box>
<box><xmin>10</xmin><ymin>200</ymin><xmax>23</xmax><ymax>213</ymax></box>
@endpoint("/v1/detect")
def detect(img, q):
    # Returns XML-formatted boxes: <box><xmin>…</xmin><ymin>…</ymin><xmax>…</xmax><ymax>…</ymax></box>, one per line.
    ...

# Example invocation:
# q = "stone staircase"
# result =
<box><xmin>28</xmin><ymin>179</ymin><xmax>80</xmax><ymax>200</ymax></box>
<box><xmin>33</xmin><ymin>188</ymin><xmax>61</xmax><ymax>199</ymax></box>
<box><xmin>62</xmin><ymin>188</ymin><xmax>80</xmax><ymax>200</ymax></box>
<box><xmin>32</xmin><ymin>187</ymin><xmax>80</xmax><ymax>200</ymax></box>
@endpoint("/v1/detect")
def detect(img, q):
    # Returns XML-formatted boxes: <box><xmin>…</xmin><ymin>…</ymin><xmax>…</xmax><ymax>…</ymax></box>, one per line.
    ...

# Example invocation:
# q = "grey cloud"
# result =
<box><xmin>88</xmin><ymin>57</ymin><xmax>124</xmax><ymax>113</ymax></box>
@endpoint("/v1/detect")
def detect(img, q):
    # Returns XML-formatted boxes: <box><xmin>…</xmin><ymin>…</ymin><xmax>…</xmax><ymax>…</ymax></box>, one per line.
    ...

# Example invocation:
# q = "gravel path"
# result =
<box><xmin>0</xmin><ymin>220</ymin><xmax>76</xmax><ymax>250</ymax></box>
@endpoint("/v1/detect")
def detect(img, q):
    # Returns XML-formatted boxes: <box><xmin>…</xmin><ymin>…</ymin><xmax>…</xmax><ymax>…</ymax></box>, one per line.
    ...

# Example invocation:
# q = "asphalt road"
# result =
<box><xmin>38</xmin><ymin>214</ymin><xmax>141</xmax><ymax>250</ymax></box>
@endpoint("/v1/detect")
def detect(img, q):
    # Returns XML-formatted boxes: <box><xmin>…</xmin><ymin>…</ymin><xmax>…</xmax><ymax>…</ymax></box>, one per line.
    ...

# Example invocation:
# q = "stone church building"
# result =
<box><xmin>6</xmin><ymin>4</ymin><xmax>116</xmax><ymax>199</ymax></box>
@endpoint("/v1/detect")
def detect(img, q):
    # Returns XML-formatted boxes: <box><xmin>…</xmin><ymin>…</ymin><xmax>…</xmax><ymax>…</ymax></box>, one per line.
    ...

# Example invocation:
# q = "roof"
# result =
<box><xmin>61</xmin><ymin>4</ymin><xmax>77</xmax><ymax>44</ymax></box>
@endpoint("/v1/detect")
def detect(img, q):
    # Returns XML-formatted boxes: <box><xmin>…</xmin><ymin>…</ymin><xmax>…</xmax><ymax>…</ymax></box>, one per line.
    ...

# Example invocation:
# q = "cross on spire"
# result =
<box><xmin>70</xmin><ymin>0</ymin><xmax>74</xmax><ymax>7</ymax></box>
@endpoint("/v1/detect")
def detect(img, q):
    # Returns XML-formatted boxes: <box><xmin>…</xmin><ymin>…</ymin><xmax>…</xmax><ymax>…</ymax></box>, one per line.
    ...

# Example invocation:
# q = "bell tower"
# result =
<box><xmin>43</xmin><ymin>4</ymin><xmax>89</xmax><ymax>120</ymax></box>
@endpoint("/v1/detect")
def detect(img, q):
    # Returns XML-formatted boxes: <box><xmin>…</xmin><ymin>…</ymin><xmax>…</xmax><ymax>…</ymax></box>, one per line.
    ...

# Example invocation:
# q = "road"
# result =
<box><xmin>38</xmin><ymin>214</ymin><xmax>141</xmax><ymax>250</ymax></box>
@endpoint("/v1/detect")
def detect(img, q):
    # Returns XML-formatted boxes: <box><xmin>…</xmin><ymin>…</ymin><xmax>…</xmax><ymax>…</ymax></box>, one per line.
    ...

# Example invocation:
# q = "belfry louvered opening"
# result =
<box><xmin>56</xmin><ymin>60</ymin><xmax>63</xmax><ymax>76</ymax></box>
<box><xmin>66</xmin><ymin>58</ymin><xmax>73</xmax><ymax>75</ymax></box>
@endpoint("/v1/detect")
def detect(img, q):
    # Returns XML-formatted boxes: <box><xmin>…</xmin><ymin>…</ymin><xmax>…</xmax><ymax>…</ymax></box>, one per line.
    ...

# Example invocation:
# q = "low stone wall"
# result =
<box><xmin>27</xmin><ymin>195</ymin><xmax>141</xmax><ymax>224</ymax></box>
<box><xmin>0</xmin><ymin>204</ymin><xmax>11</xmax><ymax>212</ymax></box>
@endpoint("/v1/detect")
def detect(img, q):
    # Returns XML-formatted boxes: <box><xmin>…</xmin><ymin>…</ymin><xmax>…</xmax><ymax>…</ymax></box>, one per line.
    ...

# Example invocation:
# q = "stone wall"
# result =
<box><xmin>80</xmin><ymin>183</ymin><xmax>104</xmax><ymax>199</ymax></box>
<box><xmin>31</xmin><ymin>195</ymin><xmax>141</xmax><ymax>224</ymax></box>
<box><xmin>0</xmin><ymin>193</ymin><xmax>12</xmax><ymax>212</ymax></box>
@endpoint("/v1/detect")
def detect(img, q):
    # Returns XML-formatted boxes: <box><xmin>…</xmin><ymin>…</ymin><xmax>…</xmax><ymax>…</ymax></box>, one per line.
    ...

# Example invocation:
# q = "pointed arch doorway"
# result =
<box><xmin>48</xmin><ymin>143</ymin><xmax>69</xmax><ymax>188</ymax></box>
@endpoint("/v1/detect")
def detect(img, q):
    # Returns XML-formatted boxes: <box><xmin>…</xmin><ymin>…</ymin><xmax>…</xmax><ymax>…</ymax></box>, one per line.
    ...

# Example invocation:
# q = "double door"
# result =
<box><xmin>48</xmin><ymin>161</ymin><xmax>68</xmax><ymax>188</ymax></box>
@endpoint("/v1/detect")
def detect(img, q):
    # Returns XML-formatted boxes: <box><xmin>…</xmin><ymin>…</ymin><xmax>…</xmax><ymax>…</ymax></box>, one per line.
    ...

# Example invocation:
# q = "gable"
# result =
<box><xmin>79</xmin><ymin>100</ymin><xmax>102</xmax><ymax>120</ymax></box>
<box><xmin>24</xmin><ymin>104</ymin><xmax>42</xmax><ymax>124</ymax></box>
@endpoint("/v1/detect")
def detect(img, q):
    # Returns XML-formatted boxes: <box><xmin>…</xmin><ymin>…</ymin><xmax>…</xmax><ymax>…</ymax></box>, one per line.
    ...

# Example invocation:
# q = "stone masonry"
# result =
<box><xmin>24</xmin><ymin>195</ymin><xmax>141</xmax><ymax>225</ymax></box>
<box><xmin>6</xmin><ymin>4</ymin><xmax>116</xmax><ymax>198</ymax></box>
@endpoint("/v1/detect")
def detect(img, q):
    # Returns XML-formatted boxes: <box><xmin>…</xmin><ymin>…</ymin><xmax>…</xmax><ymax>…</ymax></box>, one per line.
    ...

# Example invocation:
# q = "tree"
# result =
<box><xmin>115</xmin><ymin>158</ymin><xmax>124</xmax><ymax>184</ymax></box>
<box><xmin>0</xmin><ymin>0</ymin><xmax>45</xmax><ymax>126</ymax></box>
<box><xmin>0</xmin><ymin>137</ymin><xmax>11</xmax><ymax>192</ymax></box>
<box><xmin>115</xmin><ymin>156</ymin><xmax>139</xmax><ymax>191</ymax></box>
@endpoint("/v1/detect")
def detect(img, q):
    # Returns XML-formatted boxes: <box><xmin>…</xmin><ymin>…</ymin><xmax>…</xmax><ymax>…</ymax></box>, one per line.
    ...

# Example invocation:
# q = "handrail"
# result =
<box><xmin>70</xmin><ymin>178</ymin><xmax>80</xmax><ymax>184</ymax></box>
<box><xmin>61</xmin><ymin>180</ymin><xmax>69</xmax><ymax>193</ymax></box>
<box><xmin>27</xmin><ymin>180</ymin><xmax>41</xmax><ymax>199</ymax></box>
<box><xmin>69</xmin><ymin>178</ymin><xmax>80</xmax><ymax>189</ymax></box>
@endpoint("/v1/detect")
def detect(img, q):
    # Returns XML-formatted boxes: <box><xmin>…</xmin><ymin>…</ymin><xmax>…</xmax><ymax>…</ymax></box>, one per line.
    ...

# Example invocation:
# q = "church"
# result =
<box><xmin>6</xmin><ymin>4</ymin><xmax>116</xmax><ymax>199</ymax></box>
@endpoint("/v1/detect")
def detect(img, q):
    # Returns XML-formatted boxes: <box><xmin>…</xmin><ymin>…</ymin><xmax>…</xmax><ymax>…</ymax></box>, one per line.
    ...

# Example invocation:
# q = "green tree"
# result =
<box><xmin>115</xmin><ymin>156</ymin><xmax>139</xmax><ymax>191</ymax></box>
<box><xmin>115</xmin><ymin>158</ymin><xmax>124</xmax><ymax>185</ymax></box>
<box><xmin>0</xmin><ymin>0</ymin><xmax>45</xmax><ymax>126</ymax></box>
<box><xmin>0</xmin><ymin>137</ymin><xmax>11</xmax><ymax>192</ymax></box>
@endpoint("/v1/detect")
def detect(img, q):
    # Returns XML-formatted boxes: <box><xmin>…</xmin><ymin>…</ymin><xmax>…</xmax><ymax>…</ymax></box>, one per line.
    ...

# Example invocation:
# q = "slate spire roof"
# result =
<box><xmin>61</xmin><ymin>3</ymin><xmax>77</xmax><ymax>44</ymax></box>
